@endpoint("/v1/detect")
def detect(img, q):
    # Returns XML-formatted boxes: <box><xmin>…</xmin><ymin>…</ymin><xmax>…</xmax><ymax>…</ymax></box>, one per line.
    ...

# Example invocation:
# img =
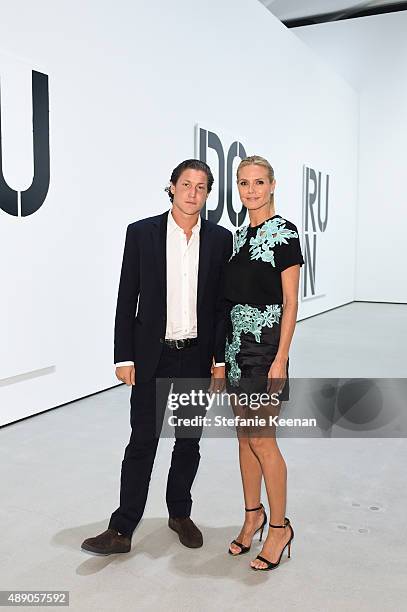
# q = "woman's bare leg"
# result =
<box><xmin>229</xmin><ymin>428</ymin><xmax>265</xmax><ymax>554</ymax></box>
<box><xmin>247</xmin><ymin>433</ymin><xmax>292</xmax><ymax>569</ymax></box>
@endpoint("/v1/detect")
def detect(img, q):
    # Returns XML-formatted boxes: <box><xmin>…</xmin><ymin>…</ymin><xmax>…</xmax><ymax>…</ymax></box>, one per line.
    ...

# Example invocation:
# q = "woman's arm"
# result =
<box><xmin>268</xmin><ymin>264</ymin><xmax>301</xmax><ymax>390</ymax></box>
<box><xmin>276</xmin><ymin>264</ymin><xmax>301</xmax><ymax>360</ymax></box>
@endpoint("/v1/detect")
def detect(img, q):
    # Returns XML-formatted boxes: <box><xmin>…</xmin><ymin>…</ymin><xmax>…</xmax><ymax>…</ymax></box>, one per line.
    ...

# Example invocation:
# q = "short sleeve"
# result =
<box><xmin>275</xmin><ymin>221</ymin><xmax>304</xmax><ymax>272</ymax></box>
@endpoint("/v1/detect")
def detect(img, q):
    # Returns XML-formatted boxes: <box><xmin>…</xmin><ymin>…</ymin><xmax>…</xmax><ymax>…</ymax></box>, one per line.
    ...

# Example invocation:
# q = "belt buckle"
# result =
<box><xmin>175</xmin><ymin>339</ymin><xmax>184</xmax><ymax>350</ymax></box>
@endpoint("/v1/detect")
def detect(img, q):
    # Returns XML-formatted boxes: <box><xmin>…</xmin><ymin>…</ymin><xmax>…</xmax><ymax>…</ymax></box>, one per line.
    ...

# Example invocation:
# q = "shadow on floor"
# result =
<box><xmin>52</xmin><ymin>518</ymin><xmax>290</xmax><ymax>584</ymax></box>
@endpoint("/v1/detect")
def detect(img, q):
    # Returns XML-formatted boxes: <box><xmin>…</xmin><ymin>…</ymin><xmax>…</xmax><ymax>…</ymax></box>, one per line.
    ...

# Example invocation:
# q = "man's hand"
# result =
<box><xmin>115</xmin><ymin>365</ymin><xmax>135</xmax><ymax>386</ymax></box>
<box><xmin>209</xmin><ymin>365</ymin><xmax>226</xmax><ymax>394</ymax></box>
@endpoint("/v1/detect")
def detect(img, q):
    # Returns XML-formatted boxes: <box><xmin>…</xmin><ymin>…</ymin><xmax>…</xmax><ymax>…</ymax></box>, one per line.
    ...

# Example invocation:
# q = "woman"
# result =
<box><xmin>223</xmin><ymin>155</ymin><xmax>304</xmax><ymax>571</ymax></box>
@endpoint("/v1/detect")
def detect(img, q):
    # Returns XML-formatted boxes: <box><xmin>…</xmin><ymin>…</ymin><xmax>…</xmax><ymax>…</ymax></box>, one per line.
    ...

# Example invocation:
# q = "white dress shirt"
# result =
<box><xmin>116</xmin><ymin>209</ymin><xmax>224</xmax><ymax>368</ymax></box>
<box><xmin>165</xmin><ymin>208</ymin><xmax>200</xmax><ymax>339</ymax></box>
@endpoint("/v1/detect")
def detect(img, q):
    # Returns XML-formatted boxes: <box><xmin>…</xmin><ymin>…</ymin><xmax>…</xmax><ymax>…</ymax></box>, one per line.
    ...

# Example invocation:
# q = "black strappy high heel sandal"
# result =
<box><xmin>251</xmin><ymin>517</ymin><xmax>294</xmax><ymax>571</ymax></box>
<box><xmin>228</xmin><ymin>503</ymin><xmax>267</xmax><ymax>556</ymax></box>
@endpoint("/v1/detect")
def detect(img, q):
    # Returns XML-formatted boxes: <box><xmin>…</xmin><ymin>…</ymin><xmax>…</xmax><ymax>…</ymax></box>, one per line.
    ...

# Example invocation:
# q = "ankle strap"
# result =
<box><xmin>245</xmin><ymin>503</ymin><xmax>263</xmax><ymax>512</ymax></box>
<box><xmin>269</xmin><ymin>517</ymin><xmax>290</xmax><ymax>528</ymax></box>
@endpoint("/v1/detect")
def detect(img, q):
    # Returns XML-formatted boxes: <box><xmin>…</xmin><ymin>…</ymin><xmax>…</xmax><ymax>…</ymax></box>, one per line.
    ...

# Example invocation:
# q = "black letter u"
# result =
<box><xmin>0</xmin><ymin>70</ymin><xmax>50</xmax><ymax>217</ymax></box>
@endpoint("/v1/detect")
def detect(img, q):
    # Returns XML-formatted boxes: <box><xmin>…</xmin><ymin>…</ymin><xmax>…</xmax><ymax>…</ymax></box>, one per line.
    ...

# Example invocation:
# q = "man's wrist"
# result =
<box><xmin>115</xmin><ymin>361</ymin><xmax>135</xmax><ymax>367</ymax></box>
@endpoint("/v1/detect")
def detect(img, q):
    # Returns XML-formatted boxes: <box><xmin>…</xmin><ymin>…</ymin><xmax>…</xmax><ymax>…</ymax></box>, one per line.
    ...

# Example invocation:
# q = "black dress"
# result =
<box><xmin>223</xmin><ymin>214</ymin><xmax>304</xmax><ymax>400</ymax></box>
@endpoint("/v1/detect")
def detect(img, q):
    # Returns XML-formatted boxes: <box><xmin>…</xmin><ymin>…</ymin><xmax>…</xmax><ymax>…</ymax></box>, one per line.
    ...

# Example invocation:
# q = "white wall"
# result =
<box><xmin>0</xmin><ymin>0</ymin><xmax>358</xmax><ymax>425</ymax></box>
<box><xmin>295</xmin><ymin>11</ymin><xmax>407</xmax><ymax>304</ymax></box>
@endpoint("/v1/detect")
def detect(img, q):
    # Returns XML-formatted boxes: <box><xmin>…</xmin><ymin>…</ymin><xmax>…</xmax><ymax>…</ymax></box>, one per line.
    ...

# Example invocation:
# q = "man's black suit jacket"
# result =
<box><xmin>114</xmin><ymin>210</ymin><xmax>233</xmax><ymax>382</ymax></box>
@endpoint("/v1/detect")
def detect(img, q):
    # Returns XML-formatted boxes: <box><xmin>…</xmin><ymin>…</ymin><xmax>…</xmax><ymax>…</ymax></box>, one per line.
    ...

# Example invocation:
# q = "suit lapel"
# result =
<box><xmin>151</xmin><ymin>211</ymin><xmax>168</xmax><ymax>306</ymax></box>
<box><xmin>197</xmin><ymin>219</ymin><xmax>213</xmax><ymax>309</ymax></box>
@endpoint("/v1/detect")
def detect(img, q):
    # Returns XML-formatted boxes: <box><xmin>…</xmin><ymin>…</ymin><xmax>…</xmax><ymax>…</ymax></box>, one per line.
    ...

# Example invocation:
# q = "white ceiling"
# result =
<box><xmin>259</xmin><ymin>0</ymin><xmax>406</xmax><ymax>22</ymax></box>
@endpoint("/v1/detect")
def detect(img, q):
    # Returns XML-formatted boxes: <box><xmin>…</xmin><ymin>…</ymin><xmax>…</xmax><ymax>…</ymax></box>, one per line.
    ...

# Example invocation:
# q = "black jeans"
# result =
<box><xmin>109</xmin><ymin>343</ymin><xmax>205</xmax><ymax>538</ymax></box>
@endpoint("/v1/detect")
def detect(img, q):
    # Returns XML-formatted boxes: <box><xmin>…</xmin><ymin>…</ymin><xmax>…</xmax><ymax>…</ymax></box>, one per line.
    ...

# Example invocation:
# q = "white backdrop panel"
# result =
<box><xmin>0</xmin><ymin>0</ymin><xmax>358</xmax><ymax>425</ymax></box>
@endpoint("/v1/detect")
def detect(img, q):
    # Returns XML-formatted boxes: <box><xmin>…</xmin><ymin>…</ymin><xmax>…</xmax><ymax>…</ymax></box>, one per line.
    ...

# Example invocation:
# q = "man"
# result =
<box><xmin>81</xmin><ymin>159</ymin><xmax>232</xmax><ymax>555</ymax></box>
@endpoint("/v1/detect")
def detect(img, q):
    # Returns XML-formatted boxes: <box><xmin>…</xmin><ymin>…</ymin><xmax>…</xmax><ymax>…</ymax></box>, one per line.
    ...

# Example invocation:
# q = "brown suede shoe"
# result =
<box><xmin>81</xmin><ymin>528</ymin><xmax>131</xmax><ymax>555</ymax></box>
<box><xmin>168</xmin><ymin>517</ymin><xmax>203</xmax><ymax>548</ymax></box>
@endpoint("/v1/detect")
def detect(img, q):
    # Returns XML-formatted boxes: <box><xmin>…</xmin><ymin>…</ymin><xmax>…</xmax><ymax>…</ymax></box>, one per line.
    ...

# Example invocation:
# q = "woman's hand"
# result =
<box><xmin>267</xmin><ymin>357</ymin><xmax>287</xmax><ymax>396</ymax></box>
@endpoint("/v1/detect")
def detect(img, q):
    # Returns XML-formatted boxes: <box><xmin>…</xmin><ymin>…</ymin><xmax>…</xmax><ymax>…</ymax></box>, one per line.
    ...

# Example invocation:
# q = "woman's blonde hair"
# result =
<box><xmin>237</xmin><ymin>155</ymin><xmax>275</xmax><ymax>206</ymax></box>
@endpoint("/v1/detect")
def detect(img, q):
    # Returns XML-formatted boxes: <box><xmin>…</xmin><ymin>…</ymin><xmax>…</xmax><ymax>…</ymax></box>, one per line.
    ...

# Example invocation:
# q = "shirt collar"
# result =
<box><xmin>168</xmin><ymin>209</ymin><xmax>201</xmax><ymax>235</ymax></box>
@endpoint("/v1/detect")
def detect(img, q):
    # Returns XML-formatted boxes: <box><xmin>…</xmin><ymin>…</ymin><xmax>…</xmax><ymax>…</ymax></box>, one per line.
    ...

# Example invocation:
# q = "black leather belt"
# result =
<box><xmin>161</xmin><ymin>338</ymin><xmax>198</xmax><ymax>350</ymax></box>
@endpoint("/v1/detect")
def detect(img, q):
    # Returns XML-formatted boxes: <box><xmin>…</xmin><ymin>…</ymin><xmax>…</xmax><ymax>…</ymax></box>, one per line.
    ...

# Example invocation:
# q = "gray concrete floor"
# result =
<box><xmin>1</xmin><ymin>303</ymin><xmax>406</xmax><ymax>611</ymax></box>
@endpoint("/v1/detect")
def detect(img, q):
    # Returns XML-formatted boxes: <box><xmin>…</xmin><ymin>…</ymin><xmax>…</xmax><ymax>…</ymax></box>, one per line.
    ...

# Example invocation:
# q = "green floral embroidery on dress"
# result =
<box><xmin>230</xmin><ymin>217</ymin><xmax>298</xmax><ymax>265</ymax></box>
<box><xmin>230</xmin><ymin>225</ymin><xmax>248</xmax><ymax>260</ymax></box>
<box><xmin>249</xmin><ymin>217</ymin><xmax>298</xmax><ymax>266</ymax></box>
<box><xmin>225</xmin><ymin>304</ymin><xmax>282</xmax><ymax>386</ymax></box>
